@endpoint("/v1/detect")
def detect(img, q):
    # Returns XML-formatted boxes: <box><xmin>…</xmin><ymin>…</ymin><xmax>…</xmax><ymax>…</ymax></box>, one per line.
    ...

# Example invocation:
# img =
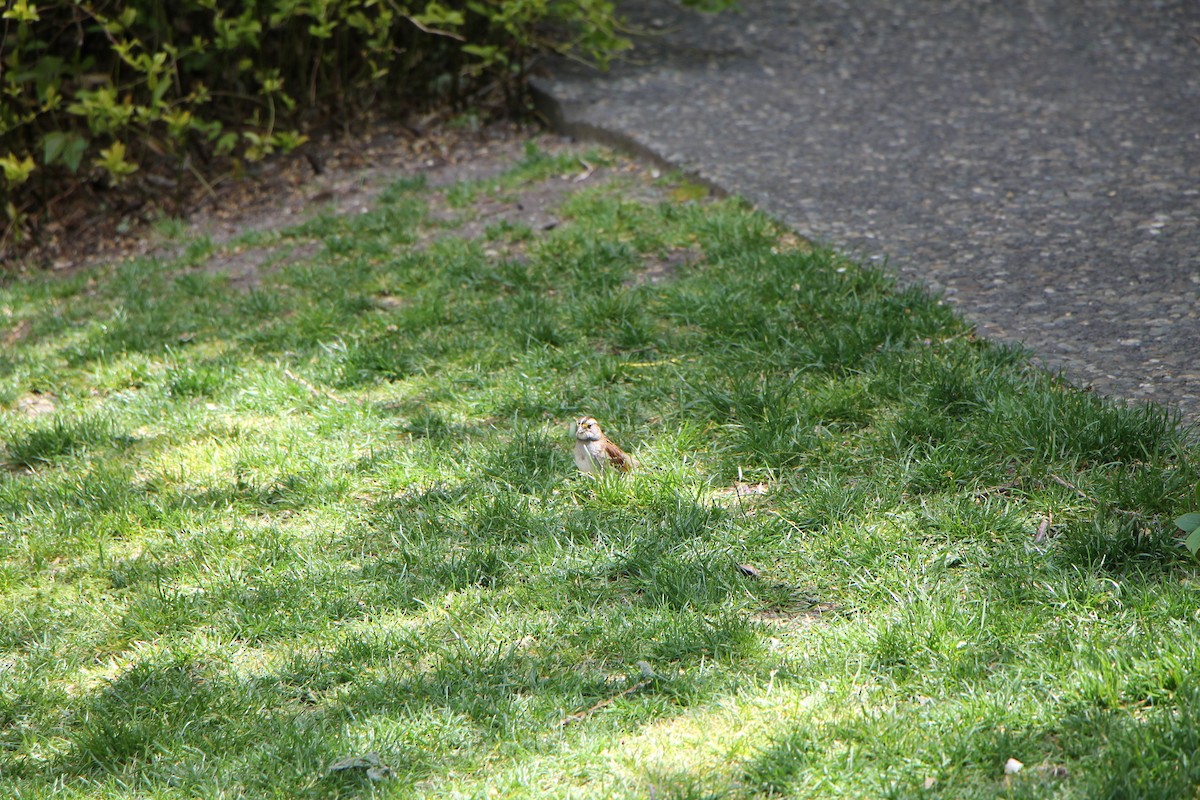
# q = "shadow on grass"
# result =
<box><xmin>37</xmin><ymin>466</ymin><xmax>766</xmax><ymax>794</ymax></box>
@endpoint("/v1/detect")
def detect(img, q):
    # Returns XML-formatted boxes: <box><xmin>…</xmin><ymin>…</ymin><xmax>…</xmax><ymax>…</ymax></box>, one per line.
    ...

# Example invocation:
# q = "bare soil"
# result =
<box><xmin>5</xmin><ymin>119</ymin><xmax>577</xmax><ymax>277</ymax></box>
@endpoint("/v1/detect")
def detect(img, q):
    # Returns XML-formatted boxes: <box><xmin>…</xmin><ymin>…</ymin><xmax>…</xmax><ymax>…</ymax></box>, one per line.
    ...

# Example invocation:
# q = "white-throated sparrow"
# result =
<box><xmin>573</xmin><ymin>416</ymin><xmax>633</xmax><ymax>475</ymax></box>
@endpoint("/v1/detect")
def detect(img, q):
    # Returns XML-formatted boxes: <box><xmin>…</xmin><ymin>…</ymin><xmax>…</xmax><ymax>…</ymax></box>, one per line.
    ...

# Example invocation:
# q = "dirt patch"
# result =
<box><xmin>8</xmin><ymin>117</ymin><xmax>724</xmax><ymax>317</ymax></box>
<box><xmin>753</xmin><ymin>605</ymin><xmax>839</xmax><ymax>630</ymax></box>
<box><xmin>193</xmin><ymin>240</ymin><xmax>319</xmax><ymax>291</ymax></box>
<box><xmin>420</xmin><ymin>159</ymin><xmax>684</xmax><ymax>281</ymax></box>
<box><xmin>175</xmin><ymin>124</ymin><xmax>577</xmax><ymax>252</ymax></box>
<box><xmin>710</xmin><ymin>481</ymin><xmax>772</xmax><ymax>516</ymax></box>
<box><xmin>423</xmin><ymin>175</ymin><xmax>575</xmax><ymax>244</ymax></box>
<box><xmin>713</xmin><ymin>482</ymin><xmax>769</xmax><ymax>500</ymax></box>
<box><xmin>7</xmin><ymin>120</ymin><xmax>575</xmax><ymax>276</ymax></box>
<box><xmin>7</xmin><ymin>111</ymin><xmax>724</xmax><ymax>306</ymax></box>
<box><xmin>15</xmin><ymin>393</ymin><xmax>56</xmax><ymax>417</ymax></box>
<box><xmin>626</xmin><ymin>244</ymin><xmax>704</xmax><ymax>288</ymax></box>
<box><xmin>4</xmin><ymin>318</ymin><xmax>32</xmax><ymax>346</ymax></box>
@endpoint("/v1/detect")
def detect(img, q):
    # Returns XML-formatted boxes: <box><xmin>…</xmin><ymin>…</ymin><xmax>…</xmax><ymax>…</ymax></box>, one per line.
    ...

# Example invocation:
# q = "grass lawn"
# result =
<box><xmin>2</xmin><ymin>137</ymin><xmax>1199</xmax><ymax>799</ymax></box>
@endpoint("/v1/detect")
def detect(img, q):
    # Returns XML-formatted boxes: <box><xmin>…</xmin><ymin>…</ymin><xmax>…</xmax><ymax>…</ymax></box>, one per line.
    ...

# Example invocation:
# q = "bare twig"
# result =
<box><xmin>183</xmin><ymin>156</ymin><xmax>217</xmax><ymax>200</ymax></box>
<box><xmin>1048</xmin><ymin>473</ymin><xmax>1140</xmax><ymax>518</ymax></box>
<box><xmin>560</xmin><ymin>675</ymin><xmax>654</xmax><ymax>726</ymax></box>
<box><xmin>283</xmin><ymin>368</ymin><xmax>347</xmax><ymax>404</ymax></box>
<box><xmin>402</xmin><ymin>14</ymin><xmax>466</xmax><ymax>41</ymax></box>
<box><xmin>972</xmin><ymin>479</ymin><xmax>1020</xmax><ymax>500</ymax></box>
<box><xmin>573</xmin><ymin>159</ymin><xmax>597</xmax><ymax>182</ymax></box>
<box><xmin>1049</xmin><ymin>473</ymin><xmax>1086</xmax><ymax>497</ymax></box>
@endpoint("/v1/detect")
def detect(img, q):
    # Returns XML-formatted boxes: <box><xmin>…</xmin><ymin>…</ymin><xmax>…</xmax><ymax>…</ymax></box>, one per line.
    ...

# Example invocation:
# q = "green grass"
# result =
<box><xmin>1</xmin><ymin>140</ymin><xmax>1198</xmax><ymax>799</ymax></box>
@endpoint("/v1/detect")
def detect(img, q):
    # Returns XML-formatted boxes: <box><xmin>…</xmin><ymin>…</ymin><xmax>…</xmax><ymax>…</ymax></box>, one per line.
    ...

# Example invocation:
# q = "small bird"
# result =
<box><xmin>573</xmin><ymin>416</ymin><xmax>633</xmax><ymax>475</ymax></box>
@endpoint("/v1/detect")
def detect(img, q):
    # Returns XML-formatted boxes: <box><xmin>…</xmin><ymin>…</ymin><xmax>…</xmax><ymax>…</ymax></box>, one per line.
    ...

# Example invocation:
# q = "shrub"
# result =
<box><xmin>0</xmin><ymin>0</ymin><xmax>635</xmax><ymax>253</ymax></box>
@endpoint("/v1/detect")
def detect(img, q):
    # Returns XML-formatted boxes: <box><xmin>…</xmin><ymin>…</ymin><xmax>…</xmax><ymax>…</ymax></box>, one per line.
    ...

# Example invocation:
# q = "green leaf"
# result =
<box><xmin>414</xmin><ymin>2</ymin><xmax>465</xmax><ymax>28</ymax></box>
<box><xmin>2</xmin><ymin>0</ymin><xmax>39</xmax><ymax>23</ymax></box>
<box><xmin>151</xmin><ymin>74</ymin><xmax>171</xmax><ymax>105</ymax></box>
<box><xmin>0</xmin><ymin>153</ymin><xmax>36</xmax><ymax>185</ymax></box>
<box><xmin>1177</xmin><ymin>513</ymin><xmax>1200</xmax><ymax>556</ymax></box>
<box><xmin>1186</xmin><ymin>526</ymin><xmax>1200</xmax><ymax>557</ymax></box>
<box><xmin>274</xmin><ymin>130</ymin><xmax>309</xmax><ymax>152</ymax></box>
<box><xmin>1176</xmin><ymin>513</ymin><xmax>1200</xmax><ymax>534</ymax></box>
<box><xmin>462</xmin><ymin>43</ymin><xmax>505</xmax><ymax>65</ymax></box>
<box><xmin>42</xmin><ymin>131</ymin><xmax>66</xmax><ymax>164</ymax></box>
<box><xmin>93</xmin><ymin>140</ymin><xmax>137</xmax><ymax>181</ymax></box>
<box><xmin>62</xmin><ymin>135</ymin><xmax>87</xmax><ymax>172</ymax></box>
<box><xmin>215</xmin><ymin>132</ymin><xmax>238</xmax><ymax>155</ymax></box>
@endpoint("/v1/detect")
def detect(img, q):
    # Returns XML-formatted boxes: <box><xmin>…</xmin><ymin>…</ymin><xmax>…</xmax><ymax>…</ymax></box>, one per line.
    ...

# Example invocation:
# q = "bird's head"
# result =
<box><xmin>575</xmin><ymin>416</ymin><xmax>603</xmax><ymax>441</ymax></box>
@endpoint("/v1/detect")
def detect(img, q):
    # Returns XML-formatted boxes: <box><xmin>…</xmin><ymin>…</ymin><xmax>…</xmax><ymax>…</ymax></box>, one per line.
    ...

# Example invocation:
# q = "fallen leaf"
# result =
<box><xmin>1034</xmin><ymin>514</ymin><xmax>1052</xmax><ymax>542</ymax></box>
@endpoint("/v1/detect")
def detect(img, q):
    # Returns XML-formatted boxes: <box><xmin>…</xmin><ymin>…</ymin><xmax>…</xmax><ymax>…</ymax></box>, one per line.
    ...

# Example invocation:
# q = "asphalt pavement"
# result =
<box><xmin>531</xmin><ymin>0</ymin><xmax>1200</xmax><ymax>428</ymax></box>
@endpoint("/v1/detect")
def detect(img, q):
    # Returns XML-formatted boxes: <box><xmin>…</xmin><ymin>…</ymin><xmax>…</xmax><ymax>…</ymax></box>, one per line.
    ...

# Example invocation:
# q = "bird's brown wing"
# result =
<box><xmin>602</xmin><ymin>440</ymin><xmax>633</xmax><ymax>471</ymax></box>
